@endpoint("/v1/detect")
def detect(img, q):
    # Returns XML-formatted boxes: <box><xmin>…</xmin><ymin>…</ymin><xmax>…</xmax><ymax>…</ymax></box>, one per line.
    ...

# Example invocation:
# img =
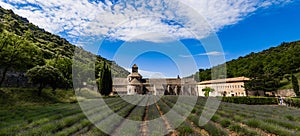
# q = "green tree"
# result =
<box><xmin>26</xmin><ymin>65</ymin><xmax>65</xmax><ymax>96</ymax></box>
<box><xmin>0</xmin><ymin>23</ymin><xmax>4</xmax><ymax>32</ymax></box>
<box><xmin>198</xmin><ymin>69</ymin><xmax>211</xmax><ymax>81</ymax></box>
<box><xmin>46</xmin><ymin>57</ymin><xmax>72</xmax><ymax>88</ymax></box>
<box><xmin>72</xmin><ymin>53</ymin><xmax>96</xmax><ymax>92</ymax></box>
<box><xmin>0</xmin><ymin>32</ymin><xmax>41</xmax><ymax>87</ymax></box>
<box><xmin>98</xmin><ymin>62</ymin><xmax>112</xmax><ymax>96</ymax></box>
<box><xmin>202</xmin><ymin>87</ymin><xmax>215</xmax><ymax>97</ymax></box>
<box><xmin>292</xmin><ymin>74</ymin><xmax>300</xmax><ymax>96</ymax></box>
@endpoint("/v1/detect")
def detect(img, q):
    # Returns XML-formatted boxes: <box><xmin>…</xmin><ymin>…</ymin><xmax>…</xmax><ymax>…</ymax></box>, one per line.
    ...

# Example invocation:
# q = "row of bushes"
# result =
<box><xmin>0</xmin><ymin>88</ymin><xmax>76</xmax><ymax>107</ymax></box>
<box><xmin>284</xmin><ymin>98</ymin><xmax>300</xmax><ymax>107</ymax></box>
<box><xmin>221</xmin><ymin>97</ymin><xmax>278</xmax><ymax>105</ymax></box>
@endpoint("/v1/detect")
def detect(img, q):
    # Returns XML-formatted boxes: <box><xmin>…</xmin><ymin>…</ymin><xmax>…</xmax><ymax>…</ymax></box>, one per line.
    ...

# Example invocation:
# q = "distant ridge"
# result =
<box><xmin>196</xmin><ymin>40</ymin><xmax>300</xmax><ymax>91</ymax></box>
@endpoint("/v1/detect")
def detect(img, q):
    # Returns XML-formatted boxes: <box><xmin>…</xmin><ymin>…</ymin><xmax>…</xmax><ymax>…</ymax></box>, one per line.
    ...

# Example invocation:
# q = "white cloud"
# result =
<box><xmin>180</xmin><ymin>51</ymin><xmax>225</xmax><ymax>57</ymax></box>
<box><xmin>0</xmin><ymin>0</ymin><xmax>292</xmax><ymax>43</ymax></box>
<box><xmin>0</xmin><ymin>1</ymin><xmax>13</xmax><ymax>9</ymax></box>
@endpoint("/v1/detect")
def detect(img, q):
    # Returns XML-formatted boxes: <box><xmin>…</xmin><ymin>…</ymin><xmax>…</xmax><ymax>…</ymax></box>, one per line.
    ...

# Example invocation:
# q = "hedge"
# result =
<box><xmin>284</xmin><ymin>98</ymin><xmax>300</xmax><ymax>107</ymax></box>
<box><xmin>221</xmin><ymin>97</ymin><xmax>278</xmax><ymax>105</ymax></box>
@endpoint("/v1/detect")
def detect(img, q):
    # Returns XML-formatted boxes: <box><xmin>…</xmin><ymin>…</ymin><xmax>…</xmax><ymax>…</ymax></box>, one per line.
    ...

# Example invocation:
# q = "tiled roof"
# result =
<box><xmin>128</xmin><ymin>72</ymin><xmax>142</xmax><ymax>77</ymax></box>
<box><xmin>198</xmin><ymin>77</ymin><xmax>250</xmax><ymax>85</ymax></box>
<box><xmin>113</xmin><ymin>78</ymin><xmax>127</xmax><ymax>85</ymax></box>
<box><xmin>129</xmin><ymin>78</ymin><xmax>142</xmax><ymax>85</ymax></box>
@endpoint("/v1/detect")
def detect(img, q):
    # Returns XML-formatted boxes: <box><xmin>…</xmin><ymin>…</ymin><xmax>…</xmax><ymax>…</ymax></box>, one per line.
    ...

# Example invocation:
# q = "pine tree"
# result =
<box><xmin>292</xmin><ymin>74</ymin><xmax>300</xmax><ymax>96</ymax></box>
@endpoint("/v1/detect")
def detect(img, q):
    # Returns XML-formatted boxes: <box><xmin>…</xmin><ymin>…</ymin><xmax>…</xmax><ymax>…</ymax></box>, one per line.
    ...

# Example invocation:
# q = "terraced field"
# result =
<box><xmin>1</xmin><ymin>96</ymin><xmax>300</xmax><ymax>136</ymax></box>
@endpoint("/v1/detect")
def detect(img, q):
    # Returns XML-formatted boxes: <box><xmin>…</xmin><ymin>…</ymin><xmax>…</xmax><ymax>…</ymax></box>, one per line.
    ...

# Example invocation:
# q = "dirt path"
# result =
<box><xmin>71</xmin><ymin>125</ymin><xmax>92</xmax><ymax>136</ymax></box>
<box><xmin>212</xmin><ymin>120</ymin><xmax>237</xmax><ymax>136</ymax></box>
<box><xmin>140</xmin><ymin>100</ymin><xmax>149</xmax><ymax>136</ymax></box>
<box><xmin>158</xmin><ymin>98</ymin><xmax>211</xmax><ymax>136</ymax></box>
<box><xmin>153</xmin><ymin>97</ymin><xmax>177</xmax><ymax>136</ymax></box>
<box><xmin>110</xmin><ymin>106</ymin><xmax>139</xmax><ymax>135</ymax></box>
<box><xmin>239</xmin><ymin>122</ymin><xmax>276</xmax><ymax>136</ymax></box>
<box><xmin>186</xmin><ymin>118</ymin><xmax>210</xmax><ymax>136</ymax></box>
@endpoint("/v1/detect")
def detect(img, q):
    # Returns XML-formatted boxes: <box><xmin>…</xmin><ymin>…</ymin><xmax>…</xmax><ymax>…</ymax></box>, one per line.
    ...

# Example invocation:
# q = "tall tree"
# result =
<box><xmin>292</xmin><ymin>74</ymin><xmax>300</xmax><ymax>96</ymax></box>
<box><xmin>99</xmin><ymin>62</ymin><xmax>112</xmax><ymax>96</ymax></box>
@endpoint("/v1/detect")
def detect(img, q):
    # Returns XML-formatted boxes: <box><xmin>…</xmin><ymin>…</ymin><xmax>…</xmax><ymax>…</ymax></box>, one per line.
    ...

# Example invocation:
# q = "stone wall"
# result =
<box><xmin>276</xmin><ymin>89</ymin><xmax>296</xmax><ymax>97</ymax></box>
<box><xmin>0</xmin><ymin>70</ymin><xmax>34</xmax><ymax>88</ymax></box>
<box><xmin>246</xmin><ymin>90</ymin><xmax>265</xmax><ymax>96</ymax></box>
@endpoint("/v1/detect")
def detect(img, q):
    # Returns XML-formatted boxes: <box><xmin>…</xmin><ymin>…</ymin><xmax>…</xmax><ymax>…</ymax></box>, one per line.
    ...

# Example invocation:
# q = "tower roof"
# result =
<box><xmin>132</xmin><ymin>64</ymin><xmax>138</xmax><ymax>68</ymax></box>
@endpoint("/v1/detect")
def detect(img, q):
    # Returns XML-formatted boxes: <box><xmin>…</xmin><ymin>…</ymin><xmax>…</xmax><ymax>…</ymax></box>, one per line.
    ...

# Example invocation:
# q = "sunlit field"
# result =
<box><xmin>1</xmin><ymin>96</ymin><xmax>300</xmax><ymax>136</ymax></box>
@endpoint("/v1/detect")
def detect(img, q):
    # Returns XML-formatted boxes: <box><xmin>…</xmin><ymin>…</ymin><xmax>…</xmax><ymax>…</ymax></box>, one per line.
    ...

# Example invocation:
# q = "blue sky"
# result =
<box><xmin>1</xmin><ymin>0</ymin><xmax>300</xmax><ymax>77</ymax></box>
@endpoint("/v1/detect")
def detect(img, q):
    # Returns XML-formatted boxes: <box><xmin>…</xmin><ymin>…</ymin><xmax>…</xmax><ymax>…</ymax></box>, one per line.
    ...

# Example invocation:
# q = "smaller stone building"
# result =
<box><xmin>197</xmin><ymin>77</ymin><xmax>250</xmax><ymax>97</ymax></box>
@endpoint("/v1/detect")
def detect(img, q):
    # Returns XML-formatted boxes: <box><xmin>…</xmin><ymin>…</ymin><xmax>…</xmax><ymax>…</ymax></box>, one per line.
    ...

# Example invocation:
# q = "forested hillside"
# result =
<box><xmin>0</xmin><ymin>7</ymin><xmax>129</xmax><ymax>92</ymax></box>
<box><xmin>197</xmin><ymin>41</ymin><xmax>300</xmax><ymax>91</ymax></box>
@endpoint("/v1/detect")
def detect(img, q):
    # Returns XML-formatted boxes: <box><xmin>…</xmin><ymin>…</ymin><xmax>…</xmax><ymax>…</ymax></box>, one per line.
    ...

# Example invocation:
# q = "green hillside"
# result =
<box><xmin>0</xmin><ymin>7</ymin><xmax>129</xmax><ymax>90</ymax></box>
<box><xmin>197</xmin><ymin>41</ymin><xmax>300</xmax><ymax>91</ymax></box>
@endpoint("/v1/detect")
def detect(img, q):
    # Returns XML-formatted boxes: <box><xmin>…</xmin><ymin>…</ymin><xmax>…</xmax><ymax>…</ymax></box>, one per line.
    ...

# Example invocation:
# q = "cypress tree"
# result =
<box><xmin>292</xmin><ymin>74</ymin><xmax>300</xmax><ymax>96</ymax></box>
<box><xmin>99</xmin><ymin>62</ymin><xmax>112</xmax><ymax>96</ymax></box>
<box><xmin>99</xmin><ymin>62</ymin><xmax>105</xmax><ymax>95</ymax></box>
<box><xmin>107</xmin><ymin>66</ymin><xmax>112</xmax><ymax>95</ymax></box>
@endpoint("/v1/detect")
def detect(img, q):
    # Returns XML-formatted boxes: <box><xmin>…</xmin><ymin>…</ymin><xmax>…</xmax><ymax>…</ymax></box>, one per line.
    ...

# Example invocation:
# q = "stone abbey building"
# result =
<box><xmin>113</xmin><ymin>64</ymin><xmax>197</xmax><ymax>95</ymax></box>
<box><xmin>113</xmin><ymin>64</ymin><xmax>249</xmax><ymax>97</ymax></box>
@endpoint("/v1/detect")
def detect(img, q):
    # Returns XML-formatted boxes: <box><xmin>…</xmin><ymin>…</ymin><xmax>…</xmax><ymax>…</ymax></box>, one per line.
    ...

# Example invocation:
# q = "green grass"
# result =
<box><xmin>0</xmin><ymin>88</ymin><xmax>76</xmax><ymax>107</ymax></box>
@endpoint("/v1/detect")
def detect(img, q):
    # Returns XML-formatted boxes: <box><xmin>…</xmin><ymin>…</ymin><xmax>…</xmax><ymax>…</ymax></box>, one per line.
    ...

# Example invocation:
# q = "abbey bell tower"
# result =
<box><xmin>132</xmin><ymin>64</ymin><xmax>138</xmax><ymax>73</ymax></box>
<box><xmin>127</xmin><ymin>64</ymin><xmax>143</xmax><ymax>95</ymax></box>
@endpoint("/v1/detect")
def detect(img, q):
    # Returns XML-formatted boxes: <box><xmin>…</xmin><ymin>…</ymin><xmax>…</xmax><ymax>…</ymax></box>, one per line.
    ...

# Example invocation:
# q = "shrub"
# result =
<box><xmin>222</xmin><ymin>97</ymin><xmax>278</xmax><ymax>105</ymax></box>
<box><xmin>220</xmin><ymin>119</ymin><xmax>231</xmax><ymax>128</ymax></box>
<box><xmin>292</xmin><ymin>74</ymin><xmax>300</xmax><ymax>96</ymax></box>
<box><xmin>284</xmin><ymin>98</ymin><xmax>300</xmax><ymax>107</ymax></box>
<box><xmin>259</xmin><ymin>122</ymin><xmax>293</xmax><ymax>136</ymax></box>
<box><xmin>178</xmin><ymin>126</ymin><xmax>193</xmax><ymax>136</ymax></box>
<box><xmin>246</xmin><ymin>119</ymin><xmax>260</xmax><ymax>128</ymax></box>
<box><xmin>191</xmin><ymin>108</ymin><xmax>196</xmax><ymax>114</ymax></box>
<box><xmin>203</xmin><ymin>122</ymin><xmax>228</xmax><ymax>136</ymax></box>
<box><xmin>211</xmin><ymin>115</ymin><xmax>221</xmax><ymax>122</ymax></box>
<box><xmin>228</xmin><ymin>124</ymin><xmax>242</xmax><ymax>132</ymax></box>
<box><xmin>233</xmin><ymin>115</ymin><xmax>242</xmax><ymax>122</ymax></box>
<box><xmin>285</xmin><ymin>115</ymin><xmax>296</xmax><ymax>121</ymax></box>
<box><xmin>229</xmin><ymin>124</ymin><xmax>257</xmax><ymax>136</ymax></box>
